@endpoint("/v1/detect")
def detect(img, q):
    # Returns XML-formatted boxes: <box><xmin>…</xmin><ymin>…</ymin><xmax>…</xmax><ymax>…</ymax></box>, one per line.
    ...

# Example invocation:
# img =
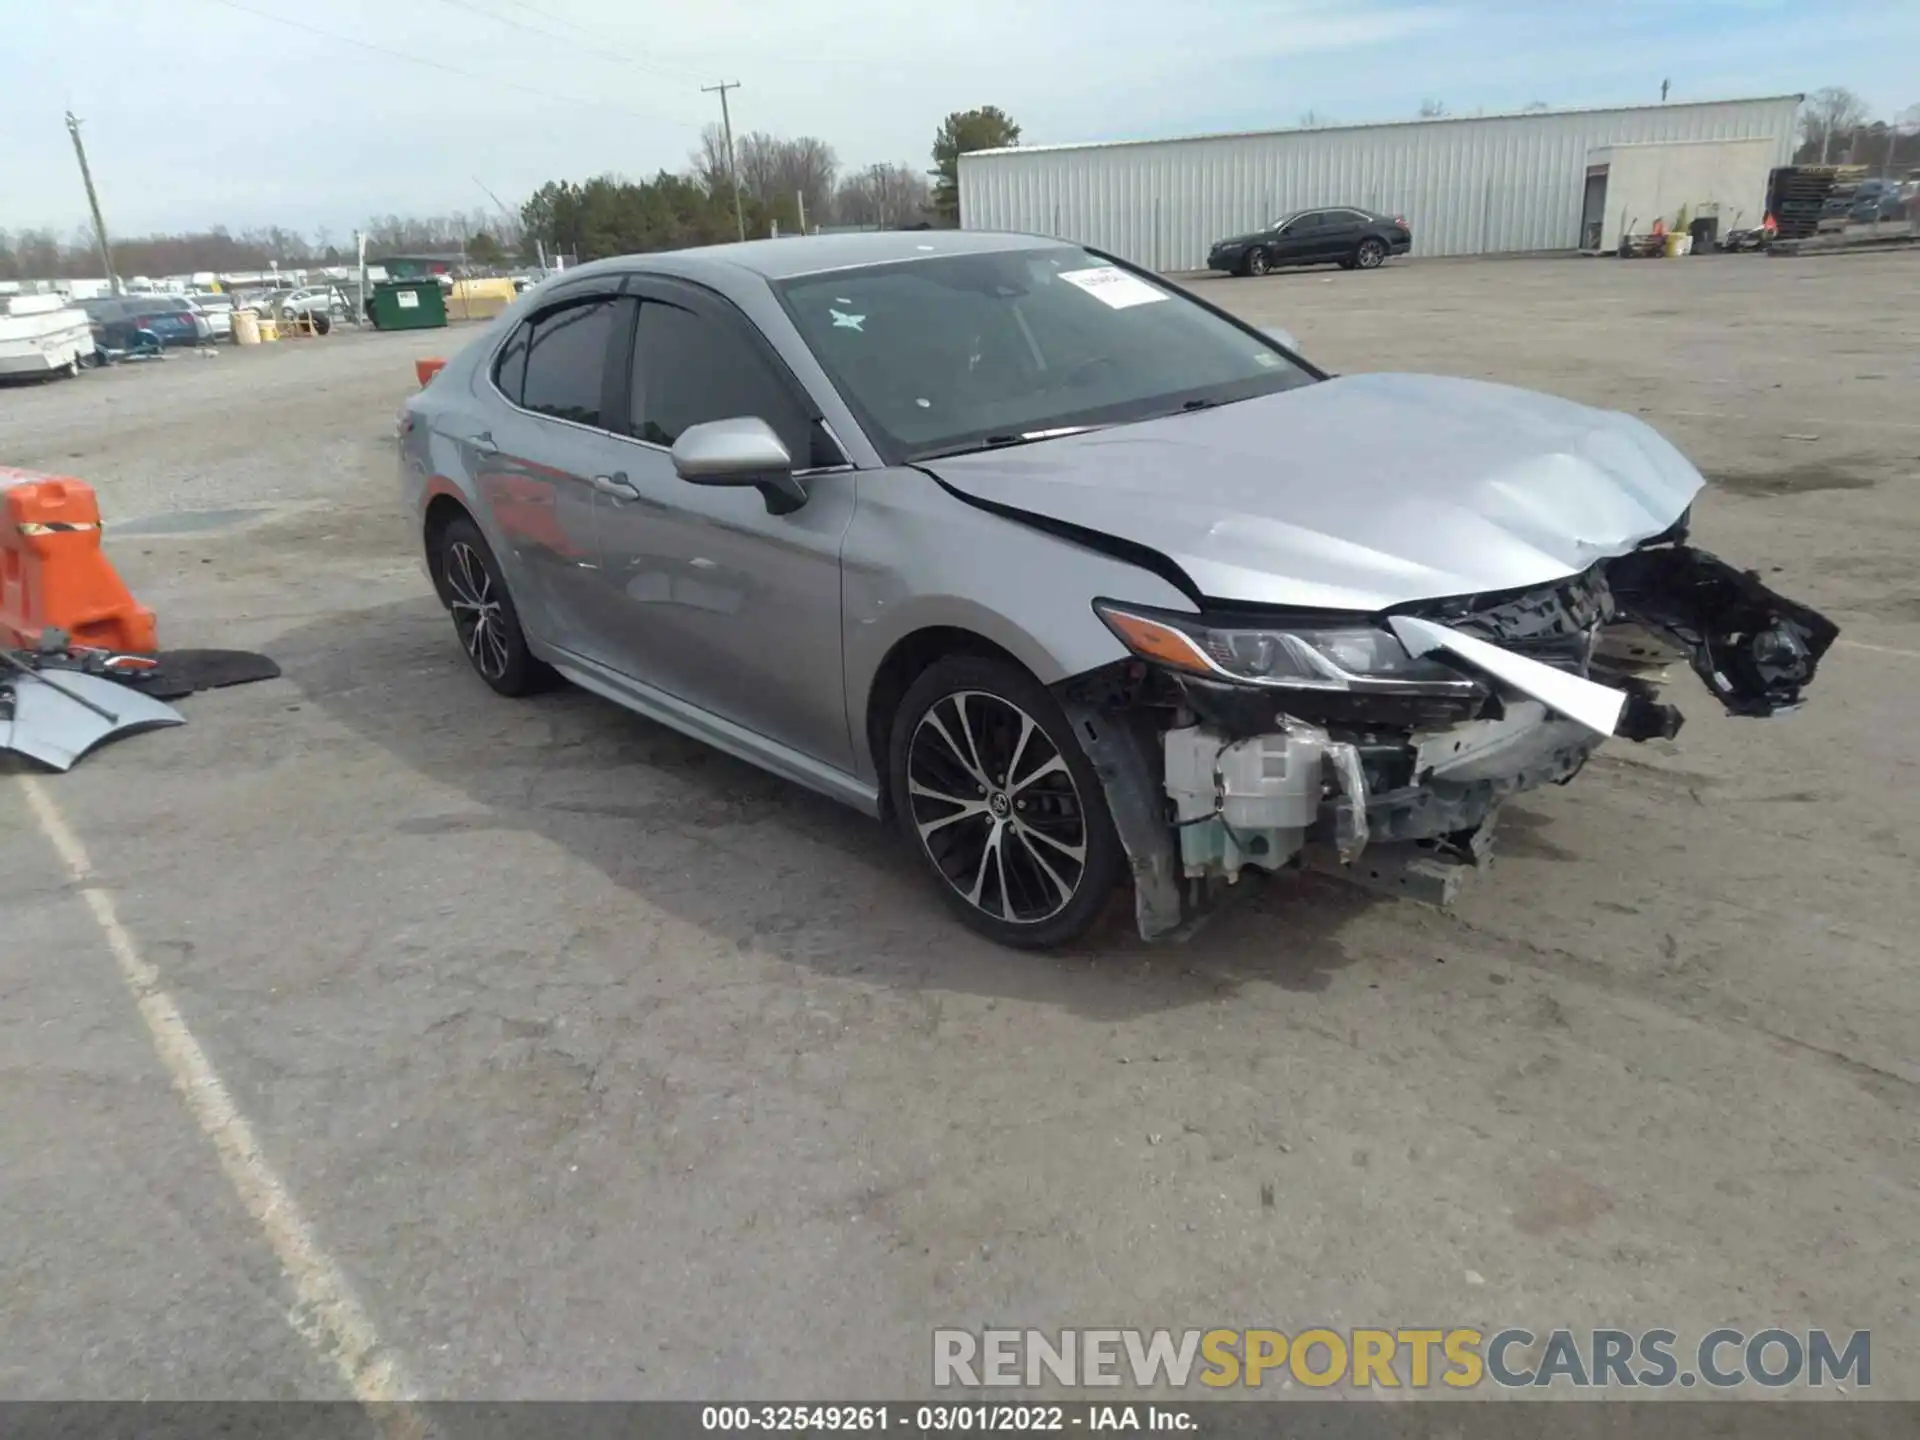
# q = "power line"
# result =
<box><xmin>197</xmin><ymin>0</ymin><xmax>704</xmax><ymax>131</ymax></box>
<box><xmin>422</xmin><ymin>0</ymin><xmax>710</xmax><ymax>85</ymax></box>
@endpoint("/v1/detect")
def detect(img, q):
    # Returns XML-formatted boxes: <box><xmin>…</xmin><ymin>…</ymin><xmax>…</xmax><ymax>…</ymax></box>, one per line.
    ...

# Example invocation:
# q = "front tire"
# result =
<box><xmin>431</xmin><ymin>514</ymin><xmax>551</xmax><ymax>696</ymax></box>
<box><xmin>889</xmin><ymin>655</ymin><xmax>1125</xmax><ymax>949</ymax></box>
<box><xmin>1355</xmin><ymin>237</ymin><xmax>1388</xmax><ymax>269</ymax></box>
<box><xmin>1246</xmin><ymin>248</ymin><xmax>1271</xmax><ymax>277</ymax></box>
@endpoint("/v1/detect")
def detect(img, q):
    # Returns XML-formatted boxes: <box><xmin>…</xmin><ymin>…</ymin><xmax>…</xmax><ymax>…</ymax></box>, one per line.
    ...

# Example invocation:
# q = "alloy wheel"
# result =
<box><xmin>1248</xmin><ymin>249</ymin><xmax>1270</xmax><ymax>276</ymax></box>
<box><xmin>1357</xmin><ymin>239</ymin><xmax>1386</xmax><ymax>269</ymax></box>
<box><xmin>445</xmin><ymin>540</ymin><xmax>510</xmax><ymax>681</ymax></box>
<box><xmin>906</xmin><ymin>690</ymin><xmax>1089</xmax><ymax>925</ymax></box>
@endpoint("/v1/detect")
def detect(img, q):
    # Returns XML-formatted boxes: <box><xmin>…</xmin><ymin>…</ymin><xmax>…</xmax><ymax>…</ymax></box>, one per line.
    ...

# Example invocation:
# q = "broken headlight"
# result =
<box><xmin>1094</xmin><ymin>601</ymin><xmax>1480</xmax><ymax>698</ymax></box>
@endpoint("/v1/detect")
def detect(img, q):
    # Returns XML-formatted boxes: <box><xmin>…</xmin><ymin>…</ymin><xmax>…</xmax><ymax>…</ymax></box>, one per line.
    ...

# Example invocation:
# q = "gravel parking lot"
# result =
<box><xmin>2</xmin><ymin>252</ymin><xmax>1916</xmax><ymax>1401</ymax></box>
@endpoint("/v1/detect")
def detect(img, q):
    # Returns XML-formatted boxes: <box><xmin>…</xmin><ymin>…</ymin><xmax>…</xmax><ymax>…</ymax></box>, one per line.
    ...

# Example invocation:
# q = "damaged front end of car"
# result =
<box><xmin>1057</xmin><ymin>519</ymin><xmax>1840</xmax><ymax>941</ymax></box>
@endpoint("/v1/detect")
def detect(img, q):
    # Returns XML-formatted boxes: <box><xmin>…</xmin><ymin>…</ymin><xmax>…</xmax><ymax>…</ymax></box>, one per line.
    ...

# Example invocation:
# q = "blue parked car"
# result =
<box><xmin>78</xmin><ymin>295</ymin><xmax>213</xmax><ymax>357</ymax></box>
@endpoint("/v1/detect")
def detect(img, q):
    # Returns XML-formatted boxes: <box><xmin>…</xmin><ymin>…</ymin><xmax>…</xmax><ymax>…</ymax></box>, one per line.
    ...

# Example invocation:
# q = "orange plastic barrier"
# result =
<box><xmin>416</xmin><ymin>357</ymin><xmax>447</xmax><ymax>388</ymax></box>
<box><xmin>0</xmin><ymin>471</ymin><xmax>158</xmax><ymax>654</ymax></box>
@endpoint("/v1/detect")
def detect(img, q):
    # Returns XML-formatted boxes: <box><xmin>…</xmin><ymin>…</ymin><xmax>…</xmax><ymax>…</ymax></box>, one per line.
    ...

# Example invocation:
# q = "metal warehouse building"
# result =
<box><xmin>959</xmin><ymin>95</ymin><xmax>1801</xmax><ymax>269</ymax></box>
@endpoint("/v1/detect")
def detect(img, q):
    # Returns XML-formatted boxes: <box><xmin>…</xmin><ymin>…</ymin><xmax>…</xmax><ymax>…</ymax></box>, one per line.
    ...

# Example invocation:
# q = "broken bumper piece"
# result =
<box><xmin>0</xmin><ymin>659</ymin><xmax>185</xmax><ymax>771</ymax></box>
<box><xmin>1605</xmin><ymin>545</ymin><xmax>1838</xmax><ymax>717</ymax></box>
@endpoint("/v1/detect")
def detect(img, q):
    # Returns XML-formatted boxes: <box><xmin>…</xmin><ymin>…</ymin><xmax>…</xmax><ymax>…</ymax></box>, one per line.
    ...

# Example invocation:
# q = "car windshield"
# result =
<box><xmin>1270</xmin><ymin>211</ymin><xmax>1304</xmax><ymax>229</ymax></box>
<box><xmin>773</xmin><ymin>245</ymin><xmax>1315</xmax><ymax>463</ymax></box>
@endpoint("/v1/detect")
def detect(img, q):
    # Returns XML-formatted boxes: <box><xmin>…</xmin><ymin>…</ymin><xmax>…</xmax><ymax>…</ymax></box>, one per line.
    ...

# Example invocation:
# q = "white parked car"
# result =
<box><xmin>278</xmin><ymin>286</ymin><xmax>348</xmax><ymax>321</ymax></box>
<box><xmin>190</xmin><ymin>294</ymin><xmax>234</xmax><ymax>340</ymax></box>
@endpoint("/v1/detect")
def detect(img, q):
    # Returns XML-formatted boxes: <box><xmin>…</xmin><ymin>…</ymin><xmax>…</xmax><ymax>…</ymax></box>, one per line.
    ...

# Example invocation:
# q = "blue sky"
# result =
<box><xmin>2</xmin><ymin>0</ymin><xmax>1915</xmax><ymax>239</ymax></box>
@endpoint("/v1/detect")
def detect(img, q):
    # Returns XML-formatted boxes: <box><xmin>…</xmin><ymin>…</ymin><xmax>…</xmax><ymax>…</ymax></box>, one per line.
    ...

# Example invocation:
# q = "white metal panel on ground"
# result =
<box><xmin>959</xmin><ymin>97</ymin><xmax>1801</xmax><ymax>269</ymax></box>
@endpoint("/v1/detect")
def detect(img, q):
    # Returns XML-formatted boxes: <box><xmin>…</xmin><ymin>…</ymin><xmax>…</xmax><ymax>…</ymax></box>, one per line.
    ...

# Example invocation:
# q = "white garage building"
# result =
<box><xmin>958</xmin><ymin>95</ymin><xmax>1801</xmax><ymax>269</ymax></box>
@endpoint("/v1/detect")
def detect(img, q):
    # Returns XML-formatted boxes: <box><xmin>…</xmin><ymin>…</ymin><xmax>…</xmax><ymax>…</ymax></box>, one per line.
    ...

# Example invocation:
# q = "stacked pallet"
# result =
<box><xmin>1766</xmin><ymin>166</ymin><xmax>1868</xmax><ymax>240</ymax></box>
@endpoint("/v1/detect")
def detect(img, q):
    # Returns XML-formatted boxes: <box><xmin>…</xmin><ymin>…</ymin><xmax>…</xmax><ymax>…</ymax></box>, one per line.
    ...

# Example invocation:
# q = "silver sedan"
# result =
<box><xmin>398</xmin><ymin>231</ymin><xmax>1835</xmax><ymax>948</ymax></box>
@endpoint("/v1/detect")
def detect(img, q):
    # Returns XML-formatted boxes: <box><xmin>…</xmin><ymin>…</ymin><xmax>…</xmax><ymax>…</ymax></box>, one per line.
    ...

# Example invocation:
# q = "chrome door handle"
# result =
<box><xmin>592</xmin><ymin>472</ymin><xmax>641</xmax><ymax>501</ymax></box>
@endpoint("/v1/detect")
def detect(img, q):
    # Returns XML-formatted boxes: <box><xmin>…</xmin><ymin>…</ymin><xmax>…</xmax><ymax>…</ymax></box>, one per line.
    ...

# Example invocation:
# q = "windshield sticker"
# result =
<box><xmin>830</xmin><ymin>308</ymin><xmax>865</xmax><ymax>331</ymax></box>
<box><xmin>1057</xmin><ymin>266</ymin><xmax>1168</xmax><ymax>310</ymax></box>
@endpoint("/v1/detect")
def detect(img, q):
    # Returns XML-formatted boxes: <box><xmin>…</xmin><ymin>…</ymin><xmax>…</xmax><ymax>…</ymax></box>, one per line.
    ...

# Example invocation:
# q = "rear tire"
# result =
<box><xmin>889</xmin><ymin>655</ymin><xmax>1125</xmax><ymax>949</ymax></box>
<box><xmin>1355</xmin><ymin>237</ymin><xmax>1388</xmax><ymax>269</ymax></box>
<box><xmin>431</xmin><ymin>514</ymin><xmax>552</xmax><ymax>697</ymax></box>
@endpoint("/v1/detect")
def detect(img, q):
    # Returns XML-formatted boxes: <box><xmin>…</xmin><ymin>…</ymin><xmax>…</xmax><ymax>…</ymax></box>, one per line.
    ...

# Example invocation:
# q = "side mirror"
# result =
<box><xmin>670</xmin><ymin>416</ymin><xmax>808</xmax><ymax>515</ymax></box>
<box><xmin>1263</xmin><ymin>326</ymin><xmax>1300</xmax><ymax>353</ymax></box>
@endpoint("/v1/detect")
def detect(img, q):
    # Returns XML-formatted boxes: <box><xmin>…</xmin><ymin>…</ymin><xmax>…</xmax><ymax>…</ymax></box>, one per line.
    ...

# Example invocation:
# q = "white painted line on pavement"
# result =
<box><xmin>20</xmin><ymin>775</ymin><xmax>426</xmax><ymax>1427</ymax></box>
<box><xmin>1837</xmin><ymin>638</ymin><xmax>1920</xmax><ymax>660</ymax></box>
<box><xmin>1663</xmin><ymin>409</ymin><xmax>1920</xmax><ymax>433</ymax></box>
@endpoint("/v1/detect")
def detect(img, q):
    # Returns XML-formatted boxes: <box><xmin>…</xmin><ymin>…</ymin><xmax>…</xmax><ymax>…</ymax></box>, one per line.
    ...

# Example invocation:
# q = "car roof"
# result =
<box><xmin>559</xmin><ymin>229</ymin><xmax>1069</xmax><ymax>285</ymax></box>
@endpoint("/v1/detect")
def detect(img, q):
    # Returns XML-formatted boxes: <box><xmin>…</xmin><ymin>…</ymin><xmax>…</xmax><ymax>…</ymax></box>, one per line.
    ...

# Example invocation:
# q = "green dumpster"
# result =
<box><xmin>368</xmin><ymin>279</ymin><xmax>448</xmax><ymax>331</ymax></box>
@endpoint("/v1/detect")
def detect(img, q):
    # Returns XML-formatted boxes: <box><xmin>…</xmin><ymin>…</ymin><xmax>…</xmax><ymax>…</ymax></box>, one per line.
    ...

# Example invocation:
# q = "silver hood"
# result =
<box><xmin>925</xmin><ymin>373</ymin><xmax>1705</xmax><ymax>612</ymax></box>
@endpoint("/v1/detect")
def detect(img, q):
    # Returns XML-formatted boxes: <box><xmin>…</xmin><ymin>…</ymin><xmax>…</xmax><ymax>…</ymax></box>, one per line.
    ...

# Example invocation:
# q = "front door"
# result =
<box><xmin>1274</xmin><ymin>211</ymin><xmax>1323</xmax><ymax>263</ymax></box>
<box><xmin>590</xmin><ymin>280</ymin><xmax>858</xmax><ymax>772</ymax></box>
<box><xmin>477</xmin><ymin>288</ymin><xmax>624</xmax><ymax>653</ymax></box>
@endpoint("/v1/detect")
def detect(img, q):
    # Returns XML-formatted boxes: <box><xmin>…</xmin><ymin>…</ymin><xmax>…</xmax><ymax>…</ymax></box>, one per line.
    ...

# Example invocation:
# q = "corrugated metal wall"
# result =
<box><xmin>959</xmin><ymin>97</ymin><xmax>1801</xmax><ymax>269</ymax></box>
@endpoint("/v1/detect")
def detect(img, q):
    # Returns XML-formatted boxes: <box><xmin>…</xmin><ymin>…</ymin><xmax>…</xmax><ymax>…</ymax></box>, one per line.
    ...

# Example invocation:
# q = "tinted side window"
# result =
<box><xmin>521</xmin><ymin>297</ymin><xmax>617</xmax><ymax>427</ymax></box>
<box><xmin>493</xmin><ymin>321</ymin><xmax>530</xmax><ymax>406</ymax></box>
<box><xmin>1287</xmin><ymin>213</ymin><xmax>1322</xmax><ymax>234</ymax></box>
<box><xmin>629</xmin><ymin>301</ymin><xmax>809</xmax><ymax>460</ymax></box>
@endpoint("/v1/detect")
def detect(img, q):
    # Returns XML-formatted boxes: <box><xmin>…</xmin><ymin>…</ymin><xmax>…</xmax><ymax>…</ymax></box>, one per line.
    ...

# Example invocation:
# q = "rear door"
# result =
<box><xmin>589</xmin><ymin>277</ymin><xmax>858</xmax><ymax>770</ymax></box>
<box><xmin>472</xmin><ymin>285</ymin><xmax>626</xmax><ymax>654</ymax></box>
<box><xmin>1315</xmin><ymin>209</ymin><xmax>1364</xmax><ymax>261</ymax></box>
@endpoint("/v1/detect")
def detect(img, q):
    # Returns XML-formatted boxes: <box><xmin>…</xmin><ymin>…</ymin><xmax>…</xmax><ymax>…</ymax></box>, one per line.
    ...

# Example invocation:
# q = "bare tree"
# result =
<box><xmin>729</xmin><ymin>131</ymin><xmax>838</xmax><ymax>231</ymax></box>
<box><xmin>1418</xmin><ymin>98</ymin><xmax>1447</xmax><ymax>119</ymax></box>
<box><xmin>689</xmin><ymin>123</ymin><xmax>734</xmax><ymax>198</ymax></box>
<box><xmin>834</xmin><ymin>164</ymin><xmax>932</xmax><ymax>228</ymax></box>
<box><xmin>1802</xmin><ymin>86</ymin><xmax>1870</xmax><ymax>164</ymax></box>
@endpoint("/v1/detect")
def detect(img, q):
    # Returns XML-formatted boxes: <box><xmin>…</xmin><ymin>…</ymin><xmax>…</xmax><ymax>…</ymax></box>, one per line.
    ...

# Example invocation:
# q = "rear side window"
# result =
<box><xmin>628</xmin><ymin>300</ymin><xmax>810</xmax><ymax>461</ymax></box>
<box><xmin>520</xmin><ymin>297</ymin><xmax>617</xmax><ymax>427</ymax></box>
<box><xmin>493</xmin><ymin>322</ymin><xmax>530</xmax><ymax>406</ymax></box>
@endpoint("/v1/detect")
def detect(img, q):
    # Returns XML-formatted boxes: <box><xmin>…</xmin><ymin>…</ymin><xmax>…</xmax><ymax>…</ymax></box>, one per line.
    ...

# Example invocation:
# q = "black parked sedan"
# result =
<box><xmin>1207</xmin><ymin>207</ymin><xmax>1412</xmax><ymax>276</ymax></box>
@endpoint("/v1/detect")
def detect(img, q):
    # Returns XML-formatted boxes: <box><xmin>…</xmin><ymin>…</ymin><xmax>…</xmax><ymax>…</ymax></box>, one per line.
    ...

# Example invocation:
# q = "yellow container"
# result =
<box><xmin>233</xmin><ymin>309</ymin><xmax>261</xmax><ymax>346</ymax></box>
<box><xmin>450</xmin><ymin>277</ymin><xmax>516</xmax><ymax>303</ymax></box>
<box><xmin>257</xmin><ymin>317</ymin><xmax>280</xmax><ymax>343</ymax></box>
<box><xmin>1664</xmin><ymin>233</ymin><xmax>1690</xmax><ymax>258</ymax></box>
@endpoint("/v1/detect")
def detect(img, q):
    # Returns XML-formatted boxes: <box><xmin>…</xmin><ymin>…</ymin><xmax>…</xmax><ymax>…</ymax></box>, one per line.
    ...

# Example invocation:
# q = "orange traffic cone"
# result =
<box><xmin>415</xmin><ymin>357</ymin><xmax>447</xmax><ymax>388</ymax></box>
<box><xmin>0</xmin><ymin>471</ymin><xmax>157</xmax><ymax>654</ymax></box>
<box><xmin>1762</xmin><ymin>211</ymin><xmax>1777</xmax><ymax>233</ymax></box>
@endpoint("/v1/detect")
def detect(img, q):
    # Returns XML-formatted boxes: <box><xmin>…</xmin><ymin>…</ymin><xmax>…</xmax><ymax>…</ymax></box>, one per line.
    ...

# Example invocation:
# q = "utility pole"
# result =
<box><xmin>702</xmin><ymin>81</ymin><xmax>747</xmax><ymax>242</ymax></box>
<box><xmin>65</xmin><ymin>111</ymin><xmax>120</xmax><ymax>295</ymax></box>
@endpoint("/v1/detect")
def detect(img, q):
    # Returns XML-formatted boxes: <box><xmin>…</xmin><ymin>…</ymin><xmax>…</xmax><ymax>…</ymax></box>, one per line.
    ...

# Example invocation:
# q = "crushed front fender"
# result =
<box><xmin>1605</xmin><ymin>546</ymin><xmax>1839</xmax><ymax>717</ymax></box>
